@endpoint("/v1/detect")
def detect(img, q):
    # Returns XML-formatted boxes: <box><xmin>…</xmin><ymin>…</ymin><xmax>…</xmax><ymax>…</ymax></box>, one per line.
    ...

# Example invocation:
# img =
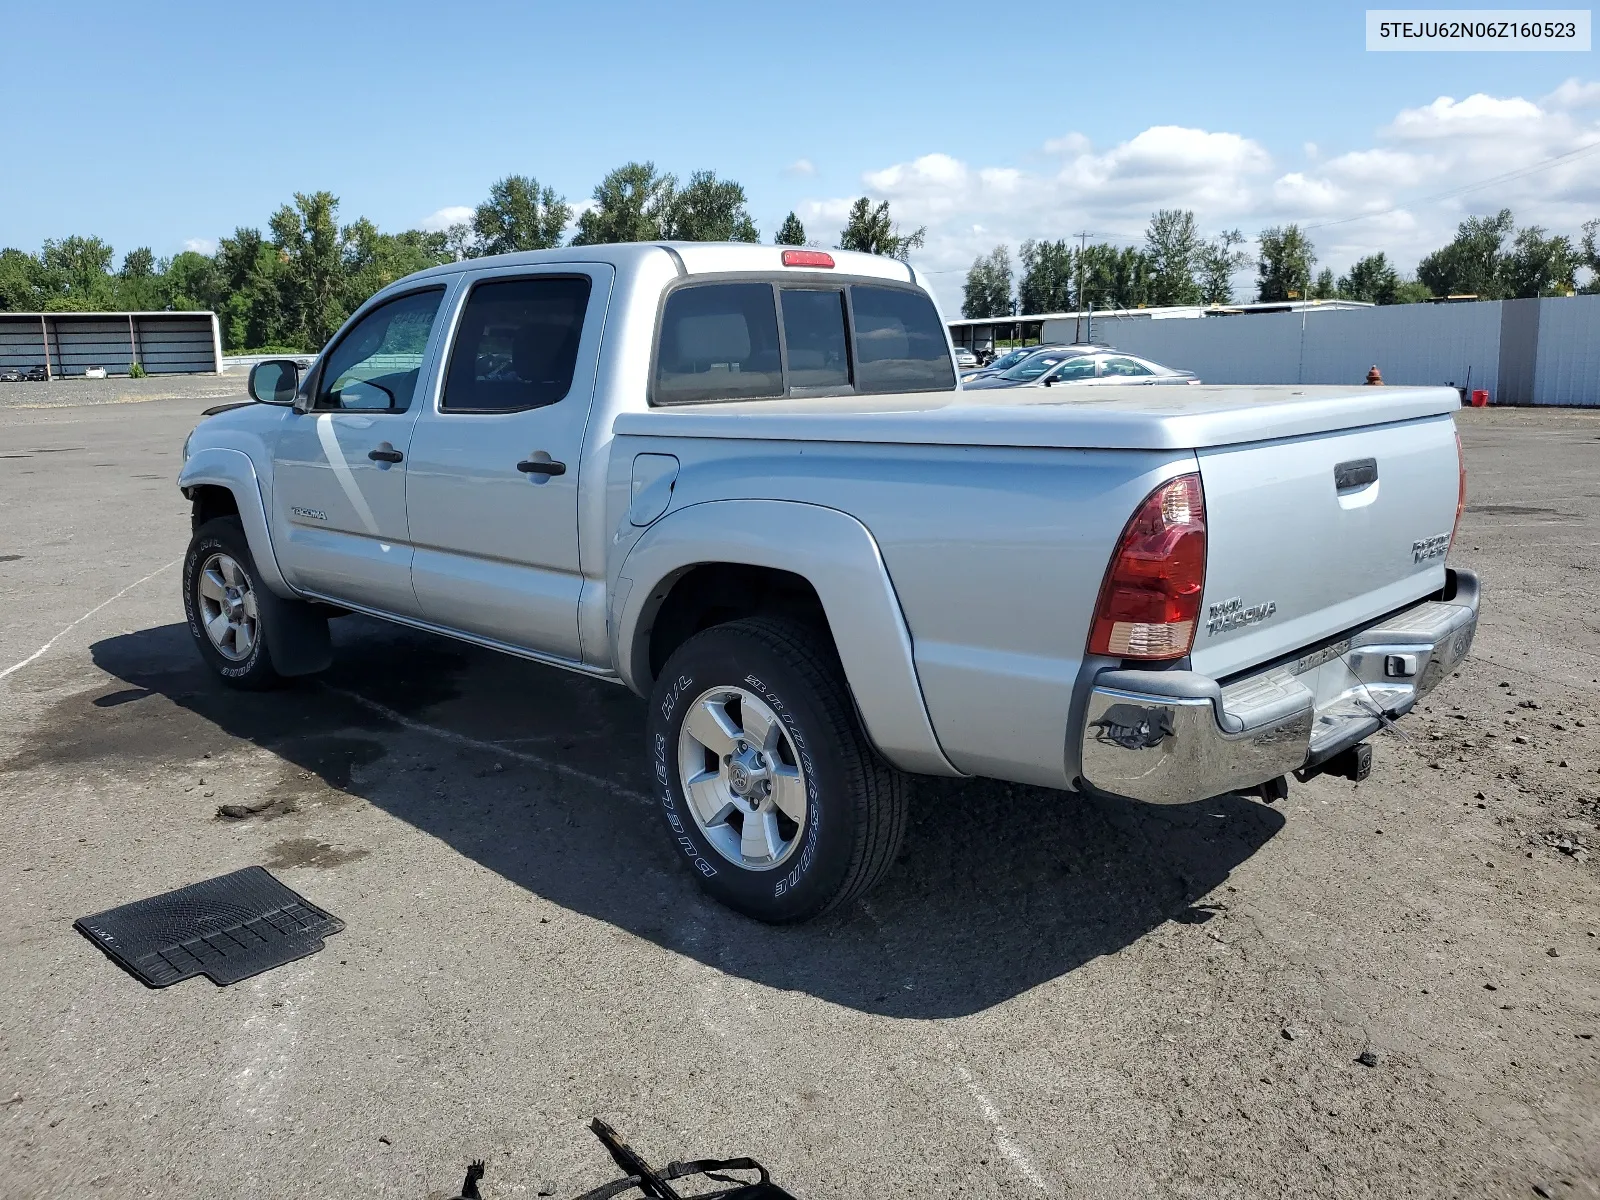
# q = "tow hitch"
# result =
<box><xmin>1295</xmin><ymin>741</ymin><xmax>1374</xmax><ymax>785</ymax></box>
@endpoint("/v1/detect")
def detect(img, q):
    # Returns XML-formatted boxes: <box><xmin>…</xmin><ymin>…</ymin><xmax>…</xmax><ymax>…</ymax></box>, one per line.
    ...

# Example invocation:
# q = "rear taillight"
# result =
<box><xmin>1088</xmin><ymin>473</ymin><xmax>1207</xmax><ymax>660</ymax></box>
<box><xmin>781</xmin><ymin>249</ymin><xmax>834</xmax><ymax>268</ymax></box>
<box><xmin>1451</xmin><ymin>429</ymin><xmax>1466</xmax><ymax>552</ymax></box>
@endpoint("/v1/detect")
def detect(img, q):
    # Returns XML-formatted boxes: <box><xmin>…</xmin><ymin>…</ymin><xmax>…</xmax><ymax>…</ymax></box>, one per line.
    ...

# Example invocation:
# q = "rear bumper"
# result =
<box><xmin>1077</xmin><ymin>568</ymin><xmax>1480</xmax><ymax>805</ymax></box>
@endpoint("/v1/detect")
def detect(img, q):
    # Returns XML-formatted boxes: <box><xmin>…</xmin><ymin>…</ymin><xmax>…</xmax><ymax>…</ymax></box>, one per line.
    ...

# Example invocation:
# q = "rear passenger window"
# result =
<box><xmin>780</xmin><ymin>289</ymin><xmax>851</xmax><ymax>390</ymax></box>
<box><xmin>442</xmin><ymin>276</ymin><xmax>590</xmax><ymax>412</ymax></box>
<box><xmin>655</xmin><ymin>283</ymin><xmax>782</xmax><ymax>404</ymax></box>
<box><xmin>850</xmin><ymin>285</ymin><xmax>956</xmax><ymax>393</ymax></box>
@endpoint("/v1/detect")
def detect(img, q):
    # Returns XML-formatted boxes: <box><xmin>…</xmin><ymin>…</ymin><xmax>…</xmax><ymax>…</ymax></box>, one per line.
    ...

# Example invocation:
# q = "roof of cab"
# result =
<box><xmin>397</xmin><ymin>241</ymin><xmax>920</xmax><ymax>288</ymax></box>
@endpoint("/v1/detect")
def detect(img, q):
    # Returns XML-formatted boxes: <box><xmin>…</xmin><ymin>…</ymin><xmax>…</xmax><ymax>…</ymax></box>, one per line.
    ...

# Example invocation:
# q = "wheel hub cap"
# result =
<box><xmin>677</xmin><ymin>686</ymin><xmax>808</xmax><ymax>871</ymax></box>
<box><xmin>195</xmin><ymin>552</ymin><xmax>258</xmax><ymax>662</ymax></box>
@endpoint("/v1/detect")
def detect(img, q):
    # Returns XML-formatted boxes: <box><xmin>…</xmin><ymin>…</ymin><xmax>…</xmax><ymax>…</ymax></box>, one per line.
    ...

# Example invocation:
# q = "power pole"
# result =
<box><xmin>1073</xmin><ymin>231</ymin><xmax>1092</xmax><ymax>343</ymax></box>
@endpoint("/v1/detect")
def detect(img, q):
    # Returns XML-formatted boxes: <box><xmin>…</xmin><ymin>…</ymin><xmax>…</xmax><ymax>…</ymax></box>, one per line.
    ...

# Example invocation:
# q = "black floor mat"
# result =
<box><xmin>75</xmin><ymin>866</ymin><xmax>344</xmax><ymax>987</ymax></box>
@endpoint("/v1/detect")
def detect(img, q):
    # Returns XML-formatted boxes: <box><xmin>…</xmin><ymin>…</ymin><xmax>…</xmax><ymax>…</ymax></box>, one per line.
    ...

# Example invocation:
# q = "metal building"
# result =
<box><xmin>0</xmin><ymin>311</ymin><xmax>222</xmax><ymax>378</ymax></box>
<box><xmin>949</xmin><ymin>295</ymin><xmax>1600</xmax><ymax>405</ymax></box>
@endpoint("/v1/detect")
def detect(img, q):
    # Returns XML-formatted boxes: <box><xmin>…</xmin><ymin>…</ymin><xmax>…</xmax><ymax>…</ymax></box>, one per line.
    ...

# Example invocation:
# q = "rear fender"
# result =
<box><xmin>179</xmin><ymin>447</ymin><xmax>293</xmax><ymax>598</ymax></box>
<box><xmin>613</xmin><ymin>499</ymin><xmax>961</xmax><ymax>778</ymax></box>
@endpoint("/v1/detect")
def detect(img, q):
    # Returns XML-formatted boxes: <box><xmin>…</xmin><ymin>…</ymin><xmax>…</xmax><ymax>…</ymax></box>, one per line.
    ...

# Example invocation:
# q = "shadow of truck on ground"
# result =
<box><xmin>45</xmin><ymin>616</ymin><xmax>1284</xmax><ymax>1018</ymax></box>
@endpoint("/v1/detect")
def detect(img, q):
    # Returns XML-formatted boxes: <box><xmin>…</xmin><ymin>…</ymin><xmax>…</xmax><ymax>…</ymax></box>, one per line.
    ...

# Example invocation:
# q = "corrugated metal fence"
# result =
<box><xmin>1035</xmin><ymin>294</ymin><xmax>1600</xmax><ymax>405</ymax></box>
<box><xmin>0</xmin><ymin>311</ymin><xmax>221</xmax><ymax>377</ymax></box>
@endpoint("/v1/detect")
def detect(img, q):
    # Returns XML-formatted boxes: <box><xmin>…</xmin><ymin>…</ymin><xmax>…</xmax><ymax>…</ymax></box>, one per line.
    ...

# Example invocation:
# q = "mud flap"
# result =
<box><xmin>259</xmin><ymin>586</ymin><xmax>333</xmax><ymax>677</ymax></box>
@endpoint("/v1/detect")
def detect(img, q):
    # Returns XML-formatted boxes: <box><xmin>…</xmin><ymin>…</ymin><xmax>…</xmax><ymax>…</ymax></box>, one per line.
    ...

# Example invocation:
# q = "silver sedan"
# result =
<box><xmin>962</xmin><ymin>347</ymin><xmax>1197</xmax><ymax>390</ymax></box>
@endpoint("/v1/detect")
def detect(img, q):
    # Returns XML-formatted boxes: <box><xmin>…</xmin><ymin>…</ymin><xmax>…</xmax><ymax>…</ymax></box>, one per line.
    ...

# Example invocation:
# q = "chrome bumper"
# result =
<box><xmin>1077</xmin><ymin>569</ymin><xmax>1480</xmax><ymax>805</ymax></box>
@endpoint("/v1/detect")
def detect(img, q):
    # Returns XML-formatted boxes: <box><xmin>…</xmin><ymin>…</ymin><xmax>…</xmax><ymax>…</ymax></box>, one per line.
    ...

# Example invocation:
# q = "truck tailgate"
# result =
<box><xmin>1189</xmin><ymin>414</ymin><xmax>1461</xmax><ymax>680</ymax></box>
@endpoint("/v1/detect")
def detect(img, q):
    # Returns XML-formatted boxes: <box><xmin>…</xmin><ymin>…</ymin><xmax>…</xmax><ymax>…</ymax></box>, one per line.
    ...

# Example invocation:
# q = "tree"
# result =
<box><xmin>1311</xmin><ymin>268</ymin><xmax>1338</xmax><ymax>300</ymax></box>
<box><xmin>1338</xmin><ymin>252</ymin><xmax>1400</xmax><ymax>304</ymax></box>
<box><xmin>1143</xmin><ymin>209</ymin><xmax>1202</xmax><ymax>306</ymax></box>
<box><xmin>837</xmin><ymin>198</ymin><xmax>925</xmax><ymax>261</ymax></box>
<box><xmin>665</xmin><ymin>171</ymin><xmax>758</xmax><ymax>242</ymax></box>
<box><xmin>775</xmin><ymin>212</ymin><xmax>807</xmax><ymax>246</ymax></box>
<box><xmin>40</xmin><ymin>236</ymin><xmax>117</xmax><ymax>309</ymax></box>
<box><xmin>961</xmin><ymin>246</ymin><xmax>1013</xmax><ymax>318</ymax></box>
<box><xmin>1018</xmin><ymin>239</ymin><xmax>1075</xmax><ymax>313</ymax></box>
<box><xmin>268</xmin><ymin>191</ymin><xmax>348</xmax><ymax>350</ymax></box>
<box><xmin>1502</xmin><ymin>225</ymin><xmax>1577</xmax><ymax>297</ymax></box>
<box><xmin>1076</xmin><ymin>243</ymin><xmax>1152</xmax><ymax>310</ymax></box>
<box><xmin>1394</xmin><ymin>279</ymin><xmax>1435</xmax><ymax>304</ymax></box>
<box><xmin>1581</xmin><ymin>219</ymin><xmax>1600</xmax><ymax>294</ymax></box>
<box><xmin>0</xmin><ymin>247</ymin><xmax>49</xmax><ymax>311</ymax></box>
<box><xmin>1416</xmin><ymin>209</ymin><xmax>1514</xmax><ymax>299</ymax></box>
<box><xmin>1195</xmin><ymin>229</ymin><xmax>1248</xmax><ymax>305</ymax></box>
<box><xmin>116</xmin><ymin>246</ymin><xmax>163</xmax><ymax>310</ymax></box>
<box><xmin>472</xmin><ymin>174</ymin><xmax>570</xmax><ymax>255</ymax></box>
<box><xmin>572</xmin><ymin>162</ymin><xmax>677</xmax><ymax>245</ymax></box>
<box><xmin>1256</xmin><ymin>225</ymin><xmax>1316</xmax><ymax>302</ymax></box>
<box><xmin>213</xmin><ymin>226</ymin><xmax>283</xmax><ymax>350</ymax></box>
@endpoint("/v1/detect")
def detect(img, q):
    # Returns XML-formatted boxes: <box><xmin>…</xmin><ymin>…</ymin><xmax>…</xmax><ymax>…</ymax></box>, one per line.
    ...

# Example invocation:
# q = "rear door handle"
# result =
<box><xmin>368</xmin><ymin>448</ymin><xmax>404</xmax><ymax>463</ymax></box>
<box><xmin>517</xmin><ymin>458</ymin><xmax>566</xmax><ymax>476</ymax></box>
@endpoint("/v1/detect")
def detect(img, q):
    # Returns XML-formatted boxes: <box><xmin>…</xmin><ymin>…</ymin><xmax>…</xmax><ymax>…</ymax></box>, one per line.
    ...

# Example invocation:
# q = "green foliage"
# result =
<box><xmin>1581</xmin><ymin>219</ymin><xmax>1600</xmax><ymax>295</ymax></box>
<box><xmin>665</xmin><ymin>171</ymin><xmax>759</xmax><ymax>242</ymax></box>
<box><xmin>837</xmin><ymin>198</ymin><xmax>925</xmax><ymax>261</ymax></box>
<box><xmin>127</xmin><ymin>361</ymin><xmax>147</xmax><ymax>378</ymax></box>
<box><xmin>961</xmin><ymin>245</ymin><xmax>1013</xmax><ymax>318</ymax></box>
<box><xmin>572</xmin><ymin>162</ymin><xmax>677</xmax><ymax>245</ymax></box>
<box><xmin>1143</xmin><ymin>210</ymin><xmax>1202</xmax><ymax>306</ymax></box>
<box><xmin>1394</xmin><ymin>279</ymin><xmax>1435</xmax><ymax>304</ymax></box>
<box><xmin>1311</xmin><ymin>268</ymin><xmax>1338</xmax><ymax>300</ymax></box>
<box><xmin>1415</xmin><ymin>209</ymin><xmax>1579</xmax><ymax>299</ymax></box>
<box><xmin>775</xmin><ymin>212</ymin><xmax>807</xmax><ymax>246</ymax></box>
<box><xmin>224</xmin><ymin>344</ymin><xmax>308</xmax><ymax>356</ymax></box>
<box><xmin>1196</xmin><ymin>230</ymin><xmax>1248</xmax><ymax>305</ymax></box>
<box><xmin>1077</xmin><ymin>243</ymin><xmax>1152</xmax><ymax>309</ymax></box>
<box><xmin>1338</xmin><ymin>253</ymin><xmax>1400</xmax><ymax>304</ymax></box>
<box><xmin>1256</xmin><ymin>225</ymin><xmax>1316</xmax><ymax>302</ymax></box>
<box><xmin>473</xmin><ymin>175</ymin><xmax>570</xmax><ymax>255</ymax></box>
<box><xmin>1417</xmin><ymin>209</ymin><xmax>1512</xmax><ymax>298</ymax></box>
<box><xmin>1018</xmin><ymin>239</ymin><xmax>1074</xmax><ymax>312</ymax></box>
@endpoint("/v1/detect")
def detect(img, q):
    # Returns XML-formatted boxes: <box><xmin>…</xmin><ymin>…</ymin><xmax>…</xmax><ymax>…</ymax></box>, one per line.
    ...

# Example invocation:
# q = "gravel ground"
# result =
<box><xmin>0</xmin><ymin>389</ymin><xmax>1596</xmax><ymax>1199</ymax></box>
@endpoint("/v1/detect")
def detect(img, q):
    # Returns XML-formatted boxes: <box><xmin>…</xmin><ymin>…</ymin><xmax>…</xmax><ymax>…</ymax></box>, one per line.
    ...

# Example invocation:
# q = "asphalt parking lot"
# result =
<box><xmin>1</xmin><ymin>378</ymin><xmax>1597</xmax><ymax>1199</ymax></box>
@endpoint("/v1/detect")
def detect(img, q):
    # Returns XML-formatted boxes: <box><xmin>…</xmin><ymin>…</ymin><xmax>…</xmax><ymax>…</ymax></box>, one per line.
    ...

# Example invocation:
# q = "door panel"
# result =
<box><xmin>270</xmin><ymin>287</ymin><xmax>450</xmax><ymax>615</ymax></box>
<box><xmin>406</xmin><ymin>265</ymin><xmax>614</xmax><ymax>660</ymax></box>
<box><xmin>273</xmin><ymin>409</ymin><xmax>421</xmax><ymax>613</ymax></box>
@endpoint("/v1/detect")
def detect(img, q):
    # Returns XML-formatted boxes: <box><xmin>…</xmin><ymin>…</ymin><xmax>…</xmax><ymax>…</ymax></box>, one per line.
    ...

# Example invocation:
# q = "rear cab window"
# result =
<box><xmin>652</xmin><ymin>278</ymin><xmax>954</xmax><ymax>405</ymax></box>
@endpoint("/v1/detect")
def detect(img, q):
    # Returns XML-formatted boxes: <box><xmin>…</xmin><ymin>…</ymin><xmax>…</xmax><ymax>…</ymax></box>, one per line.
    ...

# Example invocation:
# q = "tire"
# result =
<box><xmin>647</xmin><ymin>617</ymin><xmax>908</xmax><ymax>923</ymax></box>
<box><xmin>182</xmin><ymin>517</ymin><xmax>285</xmax><ymax>690</ymax></box>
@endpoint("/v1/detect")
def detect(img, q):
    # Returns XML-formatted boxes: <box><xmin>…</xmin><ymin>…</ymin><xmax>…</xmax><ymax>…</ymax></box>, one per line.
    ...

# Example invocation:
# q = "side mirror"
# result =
<box><xmin>248</xmin><ymin>359</ymin><xmax>300</xmax><ymax>406</ymax></box>
<box><xmin>1043</xmin><ymin>376</ymin><xmax>1054</xmax><ymax>387</ymax></box>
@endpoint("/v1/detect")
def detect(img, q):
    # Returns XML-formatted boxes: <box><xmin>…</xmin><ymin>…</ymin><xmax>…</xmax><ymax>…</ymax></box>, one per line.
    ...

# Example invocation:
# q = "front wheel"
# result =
<box><xmin>646</xmin><ymin>617</ymin><xmax>908</xmax><ymax>923</ymax></box>
<box><xmin>182</xmin><ymin>517</ymin><xmax>285</xmax><ymax>689</ymax></box>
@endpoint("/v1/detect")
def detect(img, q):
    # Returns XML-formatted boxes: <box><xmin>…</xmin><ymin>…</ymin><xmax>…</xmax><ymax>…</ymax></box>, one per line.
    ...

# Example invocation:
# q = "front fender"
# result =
<box><xmin>178</xmin><ymin>447</ymin><xmax>293</xmax><ymax>598</ymax></box>
<box><xmin>613</xmin><ymin>499</ymin><xmax>961</xmax><ymax>778</ymax></box>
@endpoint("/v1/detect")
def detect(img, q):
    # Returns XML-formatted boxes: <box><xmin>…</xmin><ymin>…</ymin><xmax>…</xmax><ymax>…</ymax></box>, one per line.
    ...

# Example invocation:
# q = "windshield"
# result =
<box><xmin>1001</xmin><ymin>350</ymin><xmax>1091</xmax><ymax>382</ymax></box>
<box><xmin>985</xmin><ymin>347</ymin><xmax>1034</xmax><ymax>372</ymax></box>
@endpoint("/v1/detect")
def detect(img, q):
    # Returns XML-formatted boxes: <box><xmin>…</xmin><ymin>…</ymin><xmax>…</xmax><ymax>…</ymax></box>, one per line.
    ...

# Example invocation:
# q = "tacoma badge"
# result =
<box><xmin>1207</xmin><ymin>596</ymin><xmax>1277</xmax><ymax>636</ymax></box>
<box><xmin>1412</xmin><ymin>533</ymin><xmax>1450</xmax><ymax>563</ymax></box>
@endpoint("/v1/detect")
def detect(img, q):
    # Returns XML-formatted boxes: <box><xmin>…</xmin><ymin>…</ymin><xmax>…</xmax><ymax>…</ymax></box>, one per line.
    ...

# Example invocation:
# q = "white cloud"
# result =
<box><xmin>418</xmin><ymin>204</ymin><xmax>474</xmax><ymax>232</ymax></box>
<box><xmin>1546</xmin><ymin>78</ymin><xmax>1600</xmax><ymax>110</ymax></box>
<box><xmin>783</xmin><ymin>158</ymin><xmax>816</xmax><ymax>177</ymax></box>
<box><xmin>788</xmin><ymin>83</ymin><xmax>1600</xmax><ymax>310</ymax></box>
<box><xmin>183</xmin><ymin>237</ymin><xmax>216</xmax><ymax>254</ymax></box>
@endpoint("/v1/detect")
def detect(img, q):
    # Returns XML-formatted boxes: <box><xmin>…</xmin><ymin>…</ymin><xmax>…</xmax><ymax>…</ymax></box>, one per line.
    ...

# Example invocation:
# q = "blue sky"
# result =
<box><xmin>2</xmin><ymin>0</ymin><xmax>1594</xmax><ymax>308</ymax></box>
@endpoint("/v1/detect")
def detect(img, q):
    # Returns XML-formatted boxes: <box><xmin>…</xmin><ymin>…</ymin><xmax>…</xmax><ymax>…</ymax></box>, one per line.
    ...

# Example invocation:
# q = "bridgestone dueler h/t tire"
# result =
<box><xmin>646</xmin><ymin>617</ymin><xmax>909</xmax><ymax>923</ymax></box>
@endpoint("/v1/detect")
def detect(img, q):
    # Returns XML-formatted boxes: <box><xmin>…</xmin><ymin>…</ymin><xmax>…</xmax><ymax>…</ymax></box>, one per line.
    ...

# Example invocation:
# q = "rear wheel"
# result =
<box><xmin>646</xmin><ymin>617</ymin><xmax>908</xmax><ymax>923</ymax></box>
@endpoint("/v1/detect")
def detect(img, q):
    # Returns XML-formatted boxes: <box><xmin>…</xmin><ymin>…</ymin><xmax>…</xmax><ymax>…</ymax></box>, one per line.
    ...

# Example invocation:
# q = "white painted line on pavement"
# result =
<box><xmin>319</xmin><ymin>683</ymin><xmax>650</xmax><ymax>804</ymax></box>
<box><xmin>0</xmin><ymin>557</ymin><xmax>181</xmax><ymax>683</ymax></box>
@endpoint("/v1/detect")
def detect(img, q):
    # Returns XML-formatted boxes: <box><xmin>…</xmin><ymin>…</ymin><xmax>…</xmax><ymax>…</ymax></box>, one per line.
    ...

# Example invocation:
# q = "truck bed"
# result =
<box><xmin>611</xmin><ymin>384</ymin><xmax>1463</xmax><ymax>451</ymax></box>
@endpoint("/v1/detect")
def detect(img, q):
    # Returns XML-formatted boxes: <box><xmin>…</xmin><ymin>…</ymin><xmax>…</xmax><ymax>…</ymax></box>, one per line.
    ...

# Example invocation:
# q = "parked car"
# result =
<box><xmin>179</xmin><ymin>242</ymin><xmax>1478</xmax><ymax>923</ymax></box>
<box><xmin>962</xmin><ymin>344</ymin><xmax>1064</xmax><ymax>380</ymax></box>
<box><xmin>24</xmin><ymin>365</ymin><xmax>48</xmax><ymax>382</ymax></box>
<box><xmin>964</xmin><ymin>346</ymin><xmax>1196</xmax><ymax>390</ymax></box>
<box><xmin>0</xmin><ymin>368</ymin><xmax>24</xmax><ymax>383</ymax></box>
<box><xmin>952</xmin><ymin>346</ymin><xmax>978</xmax><ymax>369</ymax></box>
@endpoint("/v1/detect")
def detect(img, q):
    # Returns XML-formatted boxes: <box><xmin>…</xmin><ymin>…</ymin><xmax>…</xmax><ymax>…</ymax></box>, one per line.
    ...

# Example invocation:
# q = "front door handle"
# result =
<box><xmin>368</xmin><ymin>448</ymin><xmax>404</xmax><ymax>463</ymax></box>
<box><xmin>517</xmin><ymin>458</ymin><xmax>566</xmax><ymax>476</ymax></box>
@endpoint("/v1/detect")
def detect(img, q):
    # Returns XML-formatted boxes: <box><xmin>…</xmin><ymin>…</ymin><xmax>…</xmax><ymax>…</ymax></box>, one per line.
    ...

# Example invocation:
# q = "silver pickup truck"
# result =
<box><xmin>179</xmin><ymin>243</ymin><xmax>1479</xmax><ymax>922</ymax></box>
